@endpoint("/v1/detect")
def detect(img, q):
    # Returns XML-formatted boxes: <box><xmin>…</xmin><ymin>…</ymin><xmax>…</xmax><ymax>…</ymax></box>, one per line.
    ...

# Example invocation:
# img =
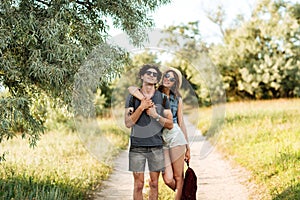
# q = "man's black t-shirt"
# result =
<box><xmin>125</xmin><ymin>90</ymin><xmax>170</xmax><ymax>147</ymax></box>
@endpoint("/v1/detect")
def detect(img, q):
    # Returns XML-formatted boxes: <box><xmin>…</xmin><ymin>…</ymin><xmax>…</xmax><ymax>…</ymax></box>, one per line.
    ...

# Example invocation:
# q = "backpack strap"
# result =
<box><xmin>131</xmin><ymin>95</ymin><xmax>137</xmax><ymax>111</ymax></box>
<box><xmin>162</xmin><ymin>93</ymin><xmax>167</xmax><ymax>108</ymax></box>
<box><xmin>185</xmin><ymin>160</ymin><xmax>190</xmax><ymax>167</ymax></box>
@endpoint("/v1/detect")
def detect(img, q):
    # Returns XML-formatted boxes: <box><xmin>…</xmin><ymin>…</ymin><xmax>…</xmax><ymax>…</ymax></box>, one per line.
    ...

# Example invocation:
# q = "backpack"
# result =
<box><xmin>181</xmin><ymin>161</ymin><xmax>197</xmax><ymax>200</ymax></box>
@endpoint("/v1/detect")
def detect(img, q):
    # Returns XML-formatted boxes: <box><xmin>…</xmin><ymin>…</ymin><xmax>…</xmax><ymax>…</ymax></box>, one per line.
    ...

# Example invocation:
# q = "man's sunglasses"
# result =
<box><xmin>164</xmin><ymin>73</ymin><xmax>176</xmax><ymax>82</ymax></box>
<box><xmin>145</xmin><ymin>70</ymin><xmax>158</xmax><ymax>77</ymax></box>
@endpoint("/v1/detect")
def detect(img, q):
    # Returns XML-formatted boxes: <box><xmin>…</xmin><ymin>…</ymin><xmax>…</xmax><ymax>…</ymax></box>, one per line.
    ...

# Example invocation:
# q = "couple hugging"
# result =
<box><xmin>125</xmin><ymin>64</ymin><xmax>190</xmax><ymax>200</ymax></box>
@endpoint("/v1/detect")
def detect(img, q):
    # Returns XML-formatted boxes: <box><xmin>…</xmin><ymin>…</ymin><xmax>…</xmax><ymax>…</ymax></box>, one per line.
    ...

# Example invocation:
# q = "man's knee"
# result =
<box><xmin>148</xmin><ymin>179</ymin><xmax>158</xmax><ymax>189</ymax></box>
<box><xmin>135</xmin><ymin>180</ymin><xmax>144</xmax><ymax>191</ymax></box>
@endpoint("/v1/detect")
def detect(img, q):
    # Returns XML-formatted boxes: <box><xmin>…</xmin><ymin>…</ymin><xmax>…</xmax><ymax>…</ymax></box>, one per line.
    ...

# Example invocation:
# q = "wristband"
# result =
<box><xmin>155</xmin><ymin>114</ymin><xmax>160</xmax><ymax>122</ymax></box>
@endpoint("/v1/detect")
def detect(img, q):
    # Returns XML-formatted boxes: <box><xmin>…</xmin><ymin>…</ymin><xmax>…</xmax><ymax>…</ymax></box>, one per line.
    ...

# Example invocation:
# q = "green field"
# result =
<box><xmin>0</xmin><ymin>99</ymin><xmax>299</xmax><ymax>199</ymax></box>
<box><xmin>0</xmin><ymin>119</ymin><xmax>129</xmax><ymax>199</ymax></box>
<box><xmin>195</xmin><ymin>98</ymin><xmax>300</xmax><ymax>200</ymax></box>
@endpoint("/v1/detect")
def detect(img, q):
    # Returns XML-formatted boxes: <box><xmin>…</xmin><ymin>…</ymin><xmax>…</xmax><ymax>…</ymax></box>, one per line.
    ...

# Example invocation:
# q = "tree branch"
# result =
<box><xmin>75</xmin><ymin>0</ymin><xmax>93</xmax><ymax>10</ymax></box>
<box><xmin>35</xmin><ymin>0</ymin><xmax>51</xmax><ymax>7</ymax></box>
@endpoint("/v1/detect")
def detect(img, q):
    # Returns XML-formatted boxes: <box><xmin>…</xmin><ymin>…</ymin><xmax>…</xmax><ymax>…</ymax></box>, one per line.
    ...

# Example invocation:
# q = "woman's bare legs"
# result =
<box><xmin>163</xmin><ymin>145</ymin><xmax>186</xmax><ymax>200</ymax></box>
<box><xmin>163</xmin><ymin>149</ymin><xmax>176</xmax><ymax>190</ymax></box>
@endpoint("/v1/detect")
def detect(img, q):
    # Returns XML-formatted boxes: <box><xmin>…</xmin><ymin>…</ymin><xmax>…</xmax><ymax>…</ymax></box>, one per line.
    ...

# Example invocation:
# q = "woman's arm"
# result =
<box><xmin>146</xmin><ymin>107</ymin><xmax>174</xmax><ymax>130</ymax></box>
<box><xmin>177</xmin><ymin>97</ymin><xmax>190</xmax><ymax>161</ymax></box>
<box><xmin>177</xmin><ymin>98</ymin><xmax>188</xmax><ymax>142</ymax></box>
<box><xmin>128</xmin><ymin>86</ymin><xmax>145</xmax><ymax>100</ymax></box>
<box><xmin>162</xmin><ymin>109</ymin><xmax>174</xmax><ymax>130</ymax></box>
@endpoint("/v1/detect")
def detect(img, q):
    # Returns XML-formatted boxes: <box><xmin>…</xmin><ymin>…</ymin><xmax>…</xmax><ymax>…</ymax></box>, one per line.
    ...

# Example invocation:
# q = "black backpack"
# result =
<box><xmin>181</xmin><ymin>161</ymin><xmax>197</xmax><ymax>200</ymax></box>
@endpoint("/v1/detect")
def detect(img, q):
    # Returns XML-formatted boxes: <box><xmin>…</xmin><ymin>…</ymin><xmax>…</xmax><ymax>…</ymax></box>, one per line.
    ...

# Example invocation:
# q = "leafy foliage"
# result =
<box><xmin>160</xmin><ymin>21</ymin><xmax>224</xmax><ymax>106</ymax></box>
<box><xmin>0</xmin><ymin>0</ymin><xmax>171</xmax><ymax>156</ymax></box>
<box><xmin>209</xmin><ymin>0</ymin><xmax>300</xmax><ymax>100</ymax></box>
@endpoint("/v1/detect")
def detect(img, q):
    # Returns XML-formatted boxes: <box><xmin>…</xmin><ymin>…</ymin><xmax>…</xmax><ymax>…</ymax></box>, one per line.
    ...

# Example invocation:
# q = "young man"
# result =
<box><xmin>125</xmin><ymin>64</ymin><xmax>173</xmax><ymax>200</ymax></box>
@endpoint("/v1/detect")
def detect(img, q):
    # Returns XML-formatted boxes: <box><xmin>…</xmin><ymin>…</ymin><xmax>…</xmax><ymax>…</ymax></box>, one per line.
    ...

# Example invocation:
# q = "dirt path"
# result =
<box><xmin>93</xmin><ymin>117</ymin><xmax>257</xmax><ymax>200</ymax></box>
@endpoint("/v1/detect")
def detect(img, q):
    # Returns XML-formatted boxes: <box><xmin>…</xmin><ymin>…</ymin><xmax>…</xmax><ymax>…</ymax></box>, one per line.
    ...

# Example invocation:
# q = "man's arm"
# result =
<box><xmin>124</xmin><ymin>98</ymin><xmax>154</xmax><ymax>128</ymax></box>
<box><xmin>124</xmin><ymin>107</ymin><xmax>142</xmax><ymax>128</ymax></box>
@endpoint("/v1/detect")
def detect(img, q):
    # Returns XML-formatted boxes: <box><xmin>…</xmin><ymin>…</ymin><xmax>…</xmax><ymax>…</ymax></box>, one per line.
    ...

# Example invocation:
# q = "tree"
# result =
<box><xmin>159</xmin><ymin>21</ymin><xmax>222</xmax><ymax>106</ymax></box>
<box><xmin>209</xmin><ymin>0</ymin><xmax>300</xmax><ymax>100</ymax></box>
<box><xmin>0</xmin><ymin>0</ymin><xmax>171</xmax><ymax>159</ymax></box>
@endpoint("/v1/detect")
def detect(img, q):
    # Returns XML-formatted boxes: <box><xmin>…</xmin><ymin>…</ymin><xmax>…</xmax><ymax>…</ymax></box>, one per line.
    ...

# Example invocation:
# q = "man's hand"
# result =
<box><xmin>140</xmin><ymin>98</ymin><xmax>154</xmax><ymax>111</ymax></box>
<box><xmin>125</xmin><ymin>99</ymin><xmax>154</xmax><ymax>128</ymax></box>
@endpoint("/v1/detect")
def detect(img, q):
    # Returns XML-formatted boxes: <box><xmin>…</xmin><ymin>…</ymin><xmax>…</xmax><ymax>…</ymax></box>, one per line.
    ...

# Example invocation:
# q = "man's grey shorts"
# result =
<box><xmin>129</xmin><ymin>146</ymin><xmax>165</xmax><ymax>172</ymax></box>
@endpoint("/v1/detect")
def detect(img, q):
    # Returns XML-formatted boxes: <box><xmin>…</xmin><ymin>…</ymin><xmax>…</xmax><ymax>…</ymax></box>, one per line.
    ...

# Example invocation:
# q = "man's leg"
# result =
<box><xmin>148</xmin><ymin>171</ymin><xmax>160</xmax><ymax>200</ymax></box>
<box><xmin>148</xmin><ymin>147</ymin><xmax>165</xmax><ymax>200</ymax></box>
<box><xmin>129</xmin><ymin>147</ymin><xmax>147</xmax><ymax>200</ymax></box>
<box><xmin>133</xmin><ymin>172</ymin><xmax>144</xmax><ymax>200</ymax></box>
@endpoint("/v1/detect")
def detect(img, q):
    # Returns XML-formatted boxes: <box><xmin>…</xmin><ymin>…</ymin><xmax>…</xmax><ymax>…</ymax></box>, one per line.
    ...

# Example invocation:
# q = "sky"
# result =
<box><xmin>109</xmin><ymin>0</ymin><xmax>299</xmax><ymax>44</ymax></box>
<box><xmin>152</xmin><ymin>0</ymin><xmax>256</xmax><ymax>44</ymax></box>
<box><xmin>108</xmin><ymin>0</ymin><xmax>257</xmax><ymax>44</ymax></box>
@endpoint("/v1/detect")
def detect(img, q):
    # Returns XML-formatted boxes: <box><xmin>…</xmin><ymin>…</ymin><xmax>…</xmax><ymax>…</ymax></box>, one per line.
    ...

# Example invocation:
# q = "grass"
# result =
<box><xmin>0</xmin><ymin>118</ymin><xmax>129</xmax><ymax>200</ymax></box>
<box><xmin>194</xmin><ymin>98</ymin><xmax>300</xmax><ymax>200</ymax></box>
<box><xmin>142</xmin><ymin>174</ymin><xmax>185</xmax><ymax>200</ymax></box>
<box><xmin>1</xmin><ymin>98</ymin><xmax>299</xmax><ymax>199</ymax></box>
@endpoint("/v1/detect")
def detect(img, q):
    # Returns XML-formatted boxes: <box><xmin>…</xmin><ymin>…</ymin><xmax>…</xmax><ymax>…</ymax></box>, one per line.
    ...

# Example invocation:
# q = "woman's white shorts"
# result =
<box><xmin>162</xmin><ymin>123</ymin><xmax>187</xmax><ymax>149</ymax></box>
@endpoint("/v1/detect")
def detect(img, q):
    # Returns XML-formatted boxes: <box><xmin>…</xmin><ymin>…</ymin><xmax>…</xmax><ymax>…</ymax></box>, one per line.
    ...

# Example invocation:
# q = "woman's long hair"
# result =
<box><xmin>158</xmin><ymin>70</ymin><xmax>181</xmax><ymax>99</ymax></box>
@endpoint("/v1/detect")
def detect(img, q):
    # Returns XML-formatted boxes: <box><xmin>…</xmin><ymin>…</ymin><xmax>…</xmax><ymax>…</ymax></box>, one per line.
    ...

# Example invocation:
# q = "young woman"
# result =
<box><xmin>128</xmin><ymin>67</ymin><xmax>190</xmax><ymax>200</ymax></box>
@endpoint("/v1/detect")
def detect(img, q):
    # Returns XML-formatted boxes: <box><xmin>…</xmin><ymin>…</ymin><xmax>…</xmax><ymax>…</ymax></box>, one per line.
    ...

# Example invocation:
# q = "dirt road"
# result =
<box><xmin>94</xmin><ymin>117</ymin><xmax>258</xmax><ymax>200</ymax></box>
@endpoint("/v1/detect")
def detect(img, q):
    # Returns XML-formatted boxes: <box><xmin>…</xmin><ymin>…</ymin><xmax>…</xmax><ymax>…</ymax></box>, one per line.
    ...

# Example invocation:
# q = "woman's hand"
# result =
<box><xmin>146</xmin><ymin>105</ymin><xmax>158</xmax><ymax>118</ymax></box>
<box><xmin>184</xmin><ymin>146</ymin><xmax>191</xmax><ymax>163</ymax></box>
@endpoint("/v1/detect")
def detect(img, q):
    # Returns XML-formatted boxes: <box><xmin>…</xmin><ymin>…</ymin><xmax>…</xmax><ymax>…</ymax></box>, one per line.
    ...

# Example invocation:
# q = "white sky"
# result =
<box><xmin>152</xmin><ymin>0</ymin><xmax>257</xmax><ymax>44</ymax></box>
<box><xmin>108</xmin><ymin>0</ymin><xmax>257</xmax><ymax>44</ymax></box>
<box><xmin>109</xmin><ymin>0</ymin><xmax>300</xmax><ymax>44</ymax></box>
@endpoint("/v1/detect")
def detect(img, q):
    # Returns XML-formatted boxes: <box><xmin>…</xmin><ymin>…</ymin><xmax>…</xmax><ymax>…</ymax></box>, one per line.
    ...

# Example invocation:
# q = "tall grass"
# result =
<box><xmin>2</xmin><ymin>99</ymin><xmax>299</xmax><ymax>199</ymax></box>
<box><xmin>196</xmin><ymin>99</ymin><xmax>300</xmax><ymax>200</ymax></box>
<box><xmin>0</xmin><ymin>118</ymin><xmax>129</xmax><ymax>199</ymax></box>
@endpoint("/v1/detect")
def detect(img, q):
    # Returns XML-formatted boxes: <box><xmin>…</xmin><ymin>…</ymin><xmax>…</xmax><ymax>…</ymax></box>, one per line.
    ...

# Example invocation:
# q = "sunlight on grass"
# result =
<box><xmin>142</xmin><ymin>175</ymin><xmax>175</xmax><ymax>200</ymax></box>
<box><xmin>197</xmin><ymin>99</ymin><xmax>300</xmax><ymax>200</ymax></box>
<box><xmin>1</xmin><ymin>99</ymin><xmax>299</xmax><ymax>199</ymax></box>
<box><xmin>0</xmin><ymin>118</ymin><xmax>129</xmax><ymax>199</ymax></box>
